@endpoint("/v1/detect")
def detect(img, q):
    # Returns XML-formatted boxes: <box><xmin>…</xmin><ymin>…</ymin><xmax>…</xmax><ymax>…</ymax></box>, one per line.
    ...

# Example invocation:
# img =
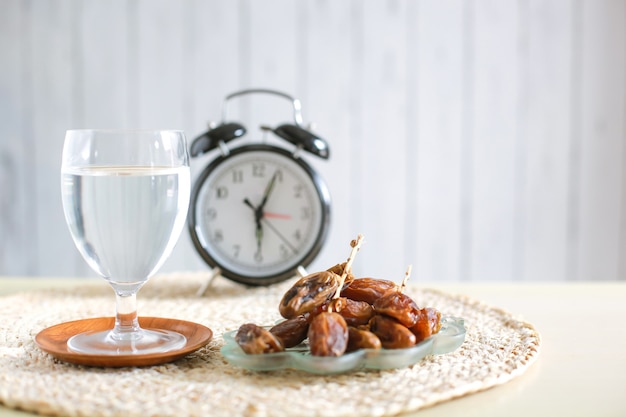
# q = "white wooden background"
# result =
<box><xmin>1</xmin><ymin>0</ymin><xmax>625</xmax><ymax>282</ymax></box>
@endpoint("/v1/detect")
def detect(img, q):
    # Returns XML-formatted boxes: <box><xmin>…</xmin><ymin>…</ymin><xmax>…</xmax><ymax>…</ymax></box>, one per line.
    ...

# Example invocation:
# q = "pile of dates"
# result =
<box><xmin>234</xmin><ymin>262</ymin><xmax>442</xmax><ymax>357</ymax></box>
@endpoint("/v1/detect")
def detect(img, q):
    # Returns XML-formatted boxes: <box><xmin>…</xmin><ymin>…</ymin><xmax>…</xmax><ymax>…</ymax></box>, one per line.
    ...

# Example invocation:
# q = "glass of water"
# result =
<box><xmin>61</xmin><ymin>129</ymin><xmax>190</xmax><ymax>355</ymax></box>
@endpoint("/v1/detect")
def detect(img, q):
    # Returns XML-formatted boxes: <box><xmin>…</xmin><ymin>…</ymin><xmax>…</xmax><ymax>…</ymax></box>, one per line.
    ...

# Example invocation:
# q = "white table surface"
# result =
<box><xmin>1</xmin><ymin>277</ymin><xmax>625</xmax><ymax>417</ymax></box>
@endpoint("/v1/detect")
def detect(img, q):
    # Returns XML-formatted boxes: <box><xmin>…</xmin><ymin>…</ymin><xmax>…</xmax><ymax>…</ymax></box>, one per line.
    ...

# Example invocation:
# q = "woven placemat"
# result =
<box><xmin>0</xmin><ymin>273</ymin><xmax>540</xmax><ymax>417</ymax></box>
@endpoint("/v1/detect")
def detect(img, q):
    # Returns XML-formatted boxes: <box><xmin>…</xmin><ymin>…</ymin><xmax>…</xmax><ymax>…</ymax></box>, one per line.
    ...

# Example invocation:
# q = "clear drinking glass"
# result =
<box><xmin>61</xmin><ymin>129</ymin><xmax>190</xmax><ymax>355</ymax></box>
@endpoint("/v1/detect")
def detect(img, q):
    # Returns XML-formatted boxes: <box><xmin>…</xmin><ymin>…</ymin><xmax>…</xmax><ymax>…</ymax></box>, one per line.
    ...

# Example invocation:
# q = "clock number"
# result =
<box><xmin>205</xmin><ymin>207</ymin><xmax>217</xmax><ymax>221</ymax></box>
<box><xmin>213</xmin><ymin>229</ymin><xmax>224</xmax><ymax>243</ymax></box>
<box><xmin>294</xmin><ymin>184</ymin><xmax>303</xmax><ymax>198</ymax></box>
<box><xmin>216</xmin><ymin>186</ymin><xmax>228</xmax><ymax>199</ymax></box>
<box><xmin>293</xmin><ymin>229</ymin><xmax>302</xmax><ymax>241</ymax></box>
<box><xmin>252</xmin><ymin>163</ymin><xmax>265</xmax><ymax>178</ymax></box>
<box><xmin>232</xmin><ymin>169</ymin><xmax>243</xmax><ymax>183</ymax></box>
<box><xmin>301</xmin><ymin>207</ymin><xmax>311</xmax><ymax>220</ymax></box>
<box><xmin>233</xmin><ymin>244</ymin><xmax>241</xmax><ymax>258</ymax></box>
<box><xmin>279</xmin><ymin>244</ymin><xmax>289</xmax><ymax>259</ymax></box>
<box><xmin>254</xmin><ymin>251</ymin><xmax>263</xmax><ymax>263</ymax></box>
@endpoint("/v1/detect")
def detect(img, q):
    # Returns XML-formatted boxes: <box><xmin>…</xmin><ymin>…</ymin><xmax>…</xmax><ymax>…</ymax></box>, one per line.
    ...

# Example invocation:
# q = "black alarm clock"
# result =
<box><xmin>188</xmin><ymin>89</ymin><xmax>331</xmax><ymax>286</ymax></box>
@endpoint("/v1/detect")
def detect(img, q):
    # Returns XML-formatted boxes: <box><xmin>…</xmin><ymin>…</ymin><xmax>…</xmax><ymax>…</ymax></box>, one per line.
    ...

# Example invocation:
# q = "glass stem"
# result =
<box><xmin>112</xmin><ymin>291</ymin><xmax>142</xmax><ymax>341</ymax></box>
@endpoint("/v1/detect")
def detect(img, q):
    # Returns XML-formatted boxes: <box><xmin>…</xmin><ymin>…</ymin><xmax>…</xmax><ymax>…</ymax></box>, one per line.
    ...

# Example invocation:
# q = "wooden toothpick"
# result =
<box><xmin>332</xmin><ymin>234</ymin><xmax>364</xmax><ymax>300</ymax></box>
<box><xmin>399</xmin><ymin>264</ymin><xmax>412</xmax><ymax>293</ymax></box>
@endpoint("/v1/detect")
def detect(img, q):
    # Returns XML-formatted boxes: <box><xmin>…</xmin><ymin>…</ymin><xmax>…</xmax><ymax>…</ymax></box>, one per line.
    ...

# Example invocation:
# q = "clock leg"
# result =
<box><xmin>296</xmin><ymin>265</ymin><xmax>308</xmax><ymax>278</ymax></box>
<box><xmin>196</xmin><ymin>266</ymin><xmax>222</xmax><ymax>297</ymax></box>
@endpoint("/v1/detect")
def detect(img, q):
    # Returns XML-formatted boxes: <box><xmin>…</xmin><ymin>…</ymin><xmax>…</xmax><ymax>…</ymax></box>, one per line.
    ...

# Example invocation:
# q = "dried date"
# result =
<box><xmin>425</xmin><ymin>307</ymin><xmax>442</xmax><ymax>334</ymax></box>
<box><xmin>409</xmin><ymin>307</ymin><xmax>441</xmax><ymax>343</ymax></box>
<box><xmin>373</xmin><ymin>292</ymin><xmax>420</xmax><ymax>327</ymax></box>
<box><xmin>307</xmin><ymin>312</ymin><xmax>349</xmax><ymax>356</ymax></box>
<box><xmin>235</xmin><ymin>323</ymin><xmax>284</xmax><ymax>354</ymax></box>
<box><xmin>340</xmin><ymin>278</ymin><xmax>398</xmax><ymax>304</ymax></box>
<box><xmin>409</xmin><ymin>311</ymin><xmax>430</xmax><ymax>342</ymax></box>
<box><xmin>346</xmin><ymin>326</ymin><xmax>382</xmax><ymax>352</ymax></box>
<box><xmin>369</xmin><ymin>315</ymin><xmax>416</xmax><ymax>349</ymax></box>
<box><xmin>330</xmin><ymin>297</ymin><xmax>375</xmax><ymax>327</ymax></box>
<box><xmin>269</xmin><ymin>315</ymin><xmax>309</xmax><ymax>348</ymax></box>
<box><xmin>279</xmin><ymin>271</ymin><xmax>339</xmax><ymax>319</ymax></box>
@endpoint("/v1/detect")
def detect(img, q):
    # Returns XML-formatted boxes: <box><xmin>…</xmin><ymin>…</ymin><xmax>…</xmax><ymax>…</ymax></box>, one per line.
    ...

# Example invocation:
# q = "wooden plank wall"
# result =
<box><xmin>0</xmin><ymin>0</ymin><xmax>624</xmax><ymax>282</ymax></box>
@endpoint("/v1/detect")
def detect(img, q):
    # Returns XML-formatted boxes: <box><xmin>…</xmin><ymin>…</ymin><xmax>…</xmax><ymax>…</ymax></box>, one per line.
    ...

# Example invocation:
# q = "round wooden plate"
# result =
<box><xmin>35</xmin><ymin>317</ymin><xmax>213</xmax><ymax>367</ymax></box>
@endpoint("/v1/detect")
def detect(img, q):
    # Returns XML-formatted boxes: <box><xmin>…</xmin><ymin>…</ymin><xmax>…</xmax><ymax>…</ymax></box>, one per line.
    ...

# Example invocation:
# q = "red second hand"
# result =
<box><xmin>264</xmin><ymin>212</ymin><xmax>292</xmax><ymax>220</ymax></box>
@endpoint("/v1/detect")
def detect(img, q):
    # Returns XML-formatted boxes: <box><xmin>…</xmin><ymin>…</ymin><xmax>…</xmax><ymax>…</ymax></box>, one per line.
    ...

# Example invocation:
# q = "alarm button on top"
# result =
<box><xmin>190</xmin><ymin>123</ymin><xmax>247</xmax><ymax>157</ymax></box>
<box><xmin>273</xmin><ymin>124</ymin><xmax>330</xmax><ymax>160</ymax></box>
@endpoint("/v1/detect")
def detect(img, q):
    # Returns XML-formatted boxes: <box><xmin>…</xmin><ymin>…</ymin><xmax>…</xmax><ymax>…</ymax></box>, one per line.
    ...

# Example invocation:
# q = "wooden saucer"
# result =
<box><xmin>35</xmin><ymin>317</ymin><xmax>213</xmax><ymax>367</ymax></box>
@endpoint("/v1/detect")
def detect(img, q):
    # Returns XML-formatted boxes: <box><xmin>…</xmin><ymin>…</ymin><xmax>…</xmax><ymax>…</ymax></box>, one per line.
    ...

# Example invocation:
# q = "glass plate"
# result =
<box><xmin>221</xmin><ymin>316</ymin><xmax>466</xmax><ymax>374</ymax></box>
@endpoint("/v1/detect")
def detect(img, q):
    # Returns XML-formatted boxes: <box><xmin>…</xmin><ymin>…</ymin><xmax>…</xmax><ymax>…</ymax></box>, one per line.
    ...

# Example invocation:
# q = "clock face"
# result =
<box><xmin>189</xmin><ymin>145</ymin><xmax>330</xmax><ymax>285</ymax></box>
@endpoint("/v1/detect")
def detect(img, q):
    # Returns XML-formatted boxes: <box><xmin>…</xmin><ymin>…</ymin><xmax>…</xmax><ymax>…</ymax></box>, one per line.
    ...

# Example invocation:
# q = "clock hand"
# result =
<box><xmin>255</xmin><ymin>222</ymin><xmax>263</xmax><ymax>255</ymax></box>
<box><xmin>264</xmin><ymin>212</ymin><xmax>292</xmax><ymax>220</ymax></box>
<box><xmin>244</xmin><ymin>170</ymin><xmax>279</xmax><ymax>254</ymax></box>
<box><xmin>243</xmin><ymin>198</ymin><xmax>254</xmax><ymax>210</ymax></box>
<box><xmin>243</xmin><ymin>198</ymin><xmax>264</xmax><ymax>253</ymax></box>
<box><xmin>261</xmin><ymin>218</ymin><xmax>299</xmax><ymax>254</ymax></box>
<box><xmin>259</xmin><ymin>171</ymin><xmax>279</xmax><ymax>212</ymax></box>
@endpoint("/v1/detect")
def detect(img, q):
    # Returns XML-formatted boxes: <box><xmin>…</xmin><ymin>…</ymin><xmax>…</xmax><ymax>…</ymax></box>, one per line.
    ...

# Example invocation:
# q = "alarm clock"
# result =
<box><xmin>188</xmin><ymin>89</ymin><xmax>331</xmax><ymax>286</ymax></box>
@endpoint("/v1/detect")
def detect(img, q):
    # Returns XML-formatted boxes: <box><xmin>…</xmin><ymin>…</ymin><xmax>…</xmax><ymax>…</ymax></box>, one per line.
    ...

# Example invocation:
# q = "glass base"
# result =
<box><xmin>67</xmin><ymin>328</ymin><xmax>187</xmax><ymax>355</ymax></box>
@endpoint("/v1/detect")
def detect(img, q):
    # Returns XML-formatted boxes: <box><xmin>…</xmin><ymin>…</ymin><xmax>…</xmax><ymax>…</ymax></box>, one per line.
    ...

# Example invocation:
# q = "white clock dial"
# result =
<box><xmin>189</xmin><ymin>146</ymin><xmax>330</xmax><ymax>284</ymax></box>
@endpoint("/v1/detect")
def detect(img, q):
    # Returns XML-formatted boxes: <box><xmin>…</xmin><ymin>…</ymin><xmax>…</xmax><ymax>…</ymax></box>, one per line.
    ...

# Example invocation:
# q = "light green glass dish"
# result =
<box><xmin>221</xmin><ymin>316</ymin><xmax>466</xmax><ymax>375</ymax></box>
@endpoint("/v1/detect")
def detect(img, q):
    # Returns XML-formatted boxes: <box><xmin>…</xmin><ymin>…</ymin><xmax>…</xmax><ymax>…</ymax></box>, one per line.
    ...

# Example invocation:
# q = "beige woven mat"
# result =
<box><xmin>0</xmin><ymin>273</ymin><xmax>540</xmax><ymax>417</ymax></box>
